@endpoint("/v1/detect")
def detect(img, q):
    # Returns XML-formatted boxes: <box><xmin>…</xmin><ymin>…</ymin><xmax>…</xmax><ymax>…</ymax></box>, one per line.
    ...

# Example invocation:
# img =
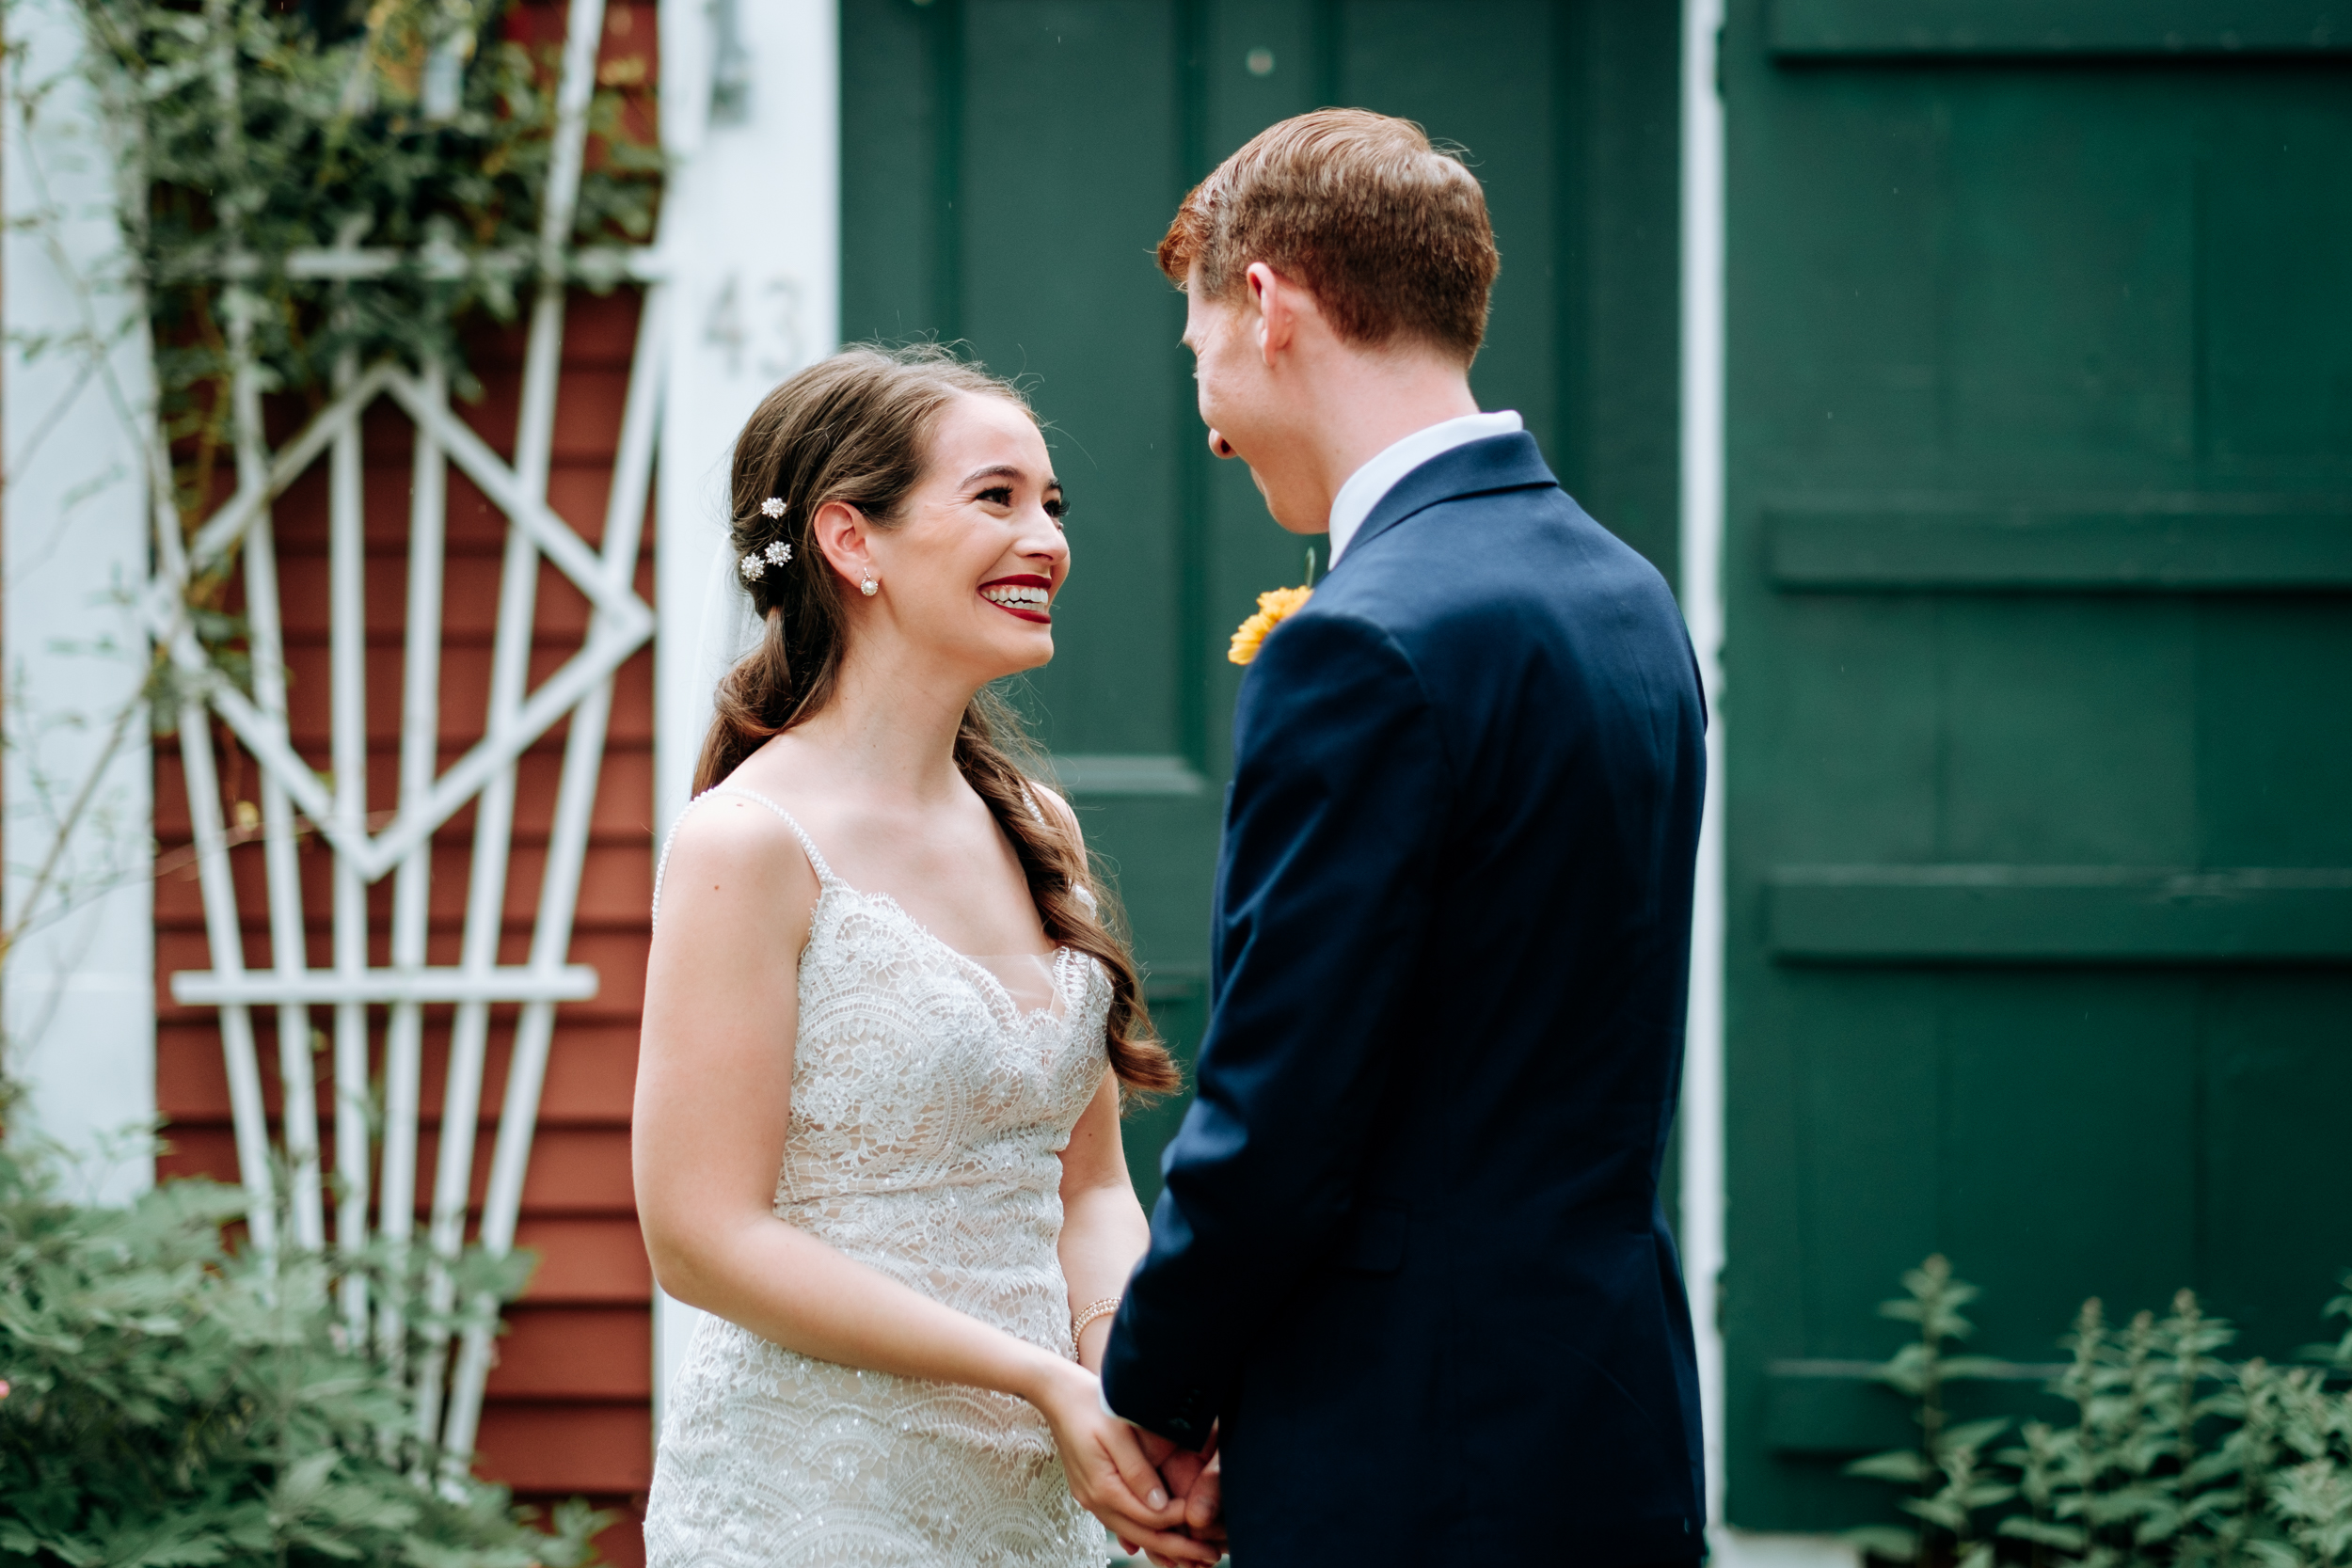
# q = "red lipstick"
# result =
<box><xmin>978</xmin><ymin>573</ymin><xmax>1054</xmax><ymax>625</ymax></box>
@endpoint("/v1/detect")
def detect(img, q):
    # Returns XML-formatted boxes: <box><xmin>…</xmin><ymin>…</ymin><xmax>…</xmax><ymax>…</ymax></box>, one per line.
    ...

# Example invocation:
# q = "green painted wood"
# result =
<box><xmin>1767</xmin><ymin>865</ymin><xmax>2352</xmax><ymax>960</ymax></box>
<box><xmin>1124</xmin><ymin>973</ymin><xmax>1207</xmax><ymax>1213</ymax></box>
<box><xmin>841</xmin><ymin>0</ymin><xmax>1681</xmax><ymax>1203</ymax></box>
<box><xmin>1763</xmin><ymin>1367</ymin><xmax>1914</xmax><ymax>1456</ymax></box>
<box><xmin>1046</xmin><ymin>755</ymin><xmax>1211</xmax><ymax>797</ymax></box>
<box><xmin>1772</xmin><ymin>0</ymin><xmax>2352</xmax><ymax>54</ymax></box>
<box><xmin>1764</xmin><ymin>1360</ymin><xmax>2069</xmax><ymax>1455</ymax></box>
<box><xmin>1725</xmin><ymin>0</ymin><xmax>2352</xmax><ymax>1528</ymax></box>
<box><xmin>1768</xmin><ymin>500</ymin><xmax>2352</xmax><ymax>589</ymax></box>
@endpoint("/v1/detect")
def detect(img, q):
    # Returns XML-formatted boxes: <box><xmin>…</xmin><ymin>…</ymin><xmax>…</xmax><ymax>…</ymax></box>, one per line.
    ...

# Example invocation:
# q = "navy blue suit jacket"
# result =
<box><xmin>1102</xmin><ymin>434</ymin><xmax>1707</xmax><ymax>1565</ymax></box>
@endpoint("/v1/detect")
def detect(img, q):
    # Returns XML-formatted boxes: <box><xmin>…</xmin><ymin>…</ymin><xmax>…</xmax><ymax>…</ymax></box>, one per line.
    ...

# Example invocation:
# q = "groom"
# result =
<box><xmin>1101</xmin><ymin>109</ymin><xmax>1708</xmax><ymax>1565</ymax></box>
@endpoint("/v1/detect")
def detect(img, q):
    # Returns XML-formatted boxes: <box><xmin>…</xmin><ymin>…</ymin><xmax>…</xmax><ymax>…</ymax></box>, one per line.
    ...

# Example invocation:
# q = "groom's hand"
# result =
<box><xmin>1127</xmin><ymin>1428</ymin><xmax>1225</xmax><ymax>1566</ymax></box>
<box><xmin>1156</xmin><ymin>1448</ymin><xmax>1224</xmax><ymax>1561</ymax></box>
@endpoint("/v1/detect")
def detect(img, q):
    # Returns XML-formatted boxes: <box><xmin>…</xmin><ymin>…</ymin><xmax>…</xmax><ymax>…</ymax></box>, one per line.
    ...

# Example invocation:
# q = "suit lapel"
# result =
<box><xmin>1337</xmin><ymin>432</ymin><xmax>1560</xmax><ymax>566</ymax></box>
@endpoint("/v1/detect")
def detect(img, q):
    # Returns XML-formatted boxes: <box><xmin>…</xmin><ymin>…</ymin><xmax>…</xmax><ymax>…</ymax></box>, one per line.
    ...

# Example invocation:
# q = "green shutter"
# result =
<box><xmin>1724</xmin><ymin>0</ymin><xmax>2352</xmax><ymax>1528</ymax></box>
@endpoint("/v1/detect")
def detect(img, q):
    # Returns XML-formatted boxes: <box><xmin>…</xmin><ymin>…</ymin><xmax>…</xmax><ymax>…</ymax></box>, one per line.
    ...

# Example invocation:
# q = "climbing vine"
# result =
<box><xmin>66</xmin><ymin>0</ymin><xmax>662</xmax><ymax>530</ymax></box>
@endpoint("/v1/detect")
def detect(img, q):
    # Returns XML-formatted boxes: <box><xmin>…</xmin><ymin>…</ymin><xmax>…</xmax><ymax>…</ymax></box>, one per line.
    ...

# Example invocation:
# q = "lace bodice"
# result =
<box><xmin>642</xmin><ymin>787</ymin><xmax>1111</xmax><ymax>1568</ymax></box>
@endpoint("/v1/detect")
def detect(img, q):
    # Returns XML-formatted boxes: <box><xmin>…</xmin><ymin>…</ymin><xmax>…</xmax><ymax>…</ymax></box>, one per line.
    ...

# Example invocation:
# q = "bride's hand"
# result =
<box><xmin>1027</xmin><ymin>1359</ymin><xmax>1221</xmax><ymax>1564</ymax></box>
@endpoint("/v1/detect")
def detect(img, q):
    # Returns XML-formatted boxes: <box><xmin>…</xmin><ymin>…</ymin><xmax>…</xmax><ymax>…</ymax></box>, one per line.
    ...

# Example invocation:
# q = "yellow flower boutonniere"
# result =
<box><xmin>1228</xmin><ymin>585</ymin><xmax>1313</xmax><ymax>666</ymax></box>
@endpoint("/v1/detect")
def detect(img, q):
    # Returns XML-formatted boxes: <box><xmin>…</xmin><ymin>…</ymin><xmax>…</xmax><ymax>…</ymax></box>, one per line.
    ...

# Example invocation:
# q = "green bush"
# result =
<box><xmin>0</xmin><ymin>1138</ymin><xmax>606</xmax><ymax>1568</ymax></box>
<box><xmin>1845</xmin><ymin>1256</ymin><xmax>2352</xmax><ymax>1568</ymax></box>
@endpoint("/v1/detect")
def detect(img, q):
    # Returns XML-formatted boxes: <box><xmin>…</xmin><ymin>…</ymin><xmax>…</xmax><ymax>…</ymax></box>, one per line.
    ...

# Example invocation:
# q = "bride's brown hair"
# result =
<box><xmin>696</xmin><ymin>344</ymin><xmax>1180</xmax><ymax>1098</ymax></box>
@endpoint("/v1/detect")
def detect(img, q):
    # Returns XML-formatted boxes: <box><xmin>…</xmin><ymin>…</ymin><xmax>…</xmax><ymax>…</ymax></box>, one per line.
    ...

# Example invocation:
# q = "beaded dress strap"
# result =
<box><xmin>1019</xmin><ymin>780</ymin><xmax>1099</xmax><ymax>915</ymax></box>
<box><xmin>651</xmin><ymin>785</ymin><xmax>841</xmax><ymax>928</ymax></box>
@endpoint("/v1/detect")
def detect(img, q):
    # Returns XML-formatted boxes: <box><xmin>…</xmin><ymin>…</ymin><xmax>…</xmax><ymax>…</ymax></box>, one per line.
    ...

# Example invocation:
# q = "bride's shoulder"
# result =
<box><xmin>657</xmin><ymin>788</ymin><xmax>826</xmax><ymax>925</ymax></box>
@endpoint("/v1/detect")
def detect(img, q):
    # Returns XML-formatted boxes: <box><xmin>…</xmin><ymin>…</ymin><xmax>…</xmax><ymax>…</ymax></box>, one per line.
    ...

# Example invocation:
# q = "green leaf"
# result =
<box><xmin>1848</xmin><ymin>1449</ymin><xmax>1932</xmax><ymax>1483</ymax></box>
<box><xmin>2000</xmin><ymin>1518</ymin><xmax>2089</xmax><ymax>1549</ymax></box>
<box><xmin>1940</xmin><ymin>1418</ymin><xmax>2013</xmax><ymax>1456</ymax></box>
<box><xmin>1843</xmin><ymin>1527</ymin><xmax>1921</xmax><ymax>1562</ymax></box>
<box><xmin>1899</xmin><ymin>1497</ymin><xmax>1974</xmax><ymax>1531</ymax></box>
<box><xmin>273</xmin><ymin>1449</ymin><xmax>341</xmax><ymax>1511</ymax></box>
<box><xmin>1939</xmin><ymin>1356</ymin><xmax>2022</xmax><ymax>1383</ymax></box>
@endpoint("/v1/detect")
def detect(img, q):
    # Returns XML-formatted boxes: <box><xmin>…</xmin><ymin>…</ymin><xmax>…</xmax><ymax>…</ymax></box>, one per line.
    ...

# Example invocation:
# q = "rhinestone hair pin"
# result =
<box><xmin>741</xmin><ymin>498</ymin><xmax>791</xmax><ymax>580</ymax></box>
<box><xmin>740</xmin><ymin>537</ymin><xmax>792</xmax><ymax>580</ymax></box>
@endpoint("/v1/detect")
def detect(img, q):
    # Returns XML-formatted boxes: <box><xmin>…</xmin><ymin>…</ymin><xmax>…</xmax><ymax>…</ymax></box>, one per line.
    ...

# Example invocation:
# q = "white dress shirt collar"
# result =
<box><xmin>1325</xmin><ymin>409</ymin><xmax>1525</xmax><ymax>566</ymax></box>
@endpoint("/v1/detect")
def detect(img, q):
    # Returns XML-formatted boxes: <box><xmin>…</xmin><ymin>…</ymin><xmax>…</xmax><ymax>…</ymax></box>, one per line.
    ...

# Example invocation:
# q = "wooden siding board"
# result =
<box><xmin>486</xmin><ymin>1306</ymin><xmax>653</xmax><ymax>1396</ymax></box>
<box><xmin>157</xmin><ymin>1020</ymin><xmax>638</xmax><ymax>1126</ymax></box>
<box><xmin>512</xmin><ymin>1221</ymin><xmax>656</xmax><ymax>1303</ymax></box>
<box><xmin>1767</xmin><ymin>865</ymin><xmax>2352</xmax><ymax>959</ymax></box>
<box><xmin>268</xmin><ymin>546</ymin><xmax>650</xmax><ymax>639</ymax></box>
<box><xmin>1771</xmin><ymin>0</ymin><xmax>2351</xmax><ymax>55</ymax></box>
<box><xmin>154</xmin><ymin>1123</ymin><xmax>637</xmax><ymax>1215</ymax></box>
<box><xmin>1768</xmin><ymin>502</ymin><xmax>2352</xmax><ymax>589</ymax></box>
<box><xmin>153</xmin><ymin>841</ymin><xmax>653</xmax><ymax>928</ymax></box>
<box><xmin>270</xmin><ymin>631</ymin><xmax>656</xmax><ymax>744</ymax></box>
<box><xmin>473</xmin><ymin>1405</ymin><xmax>653</xmax><ymax>1493</ymax></box>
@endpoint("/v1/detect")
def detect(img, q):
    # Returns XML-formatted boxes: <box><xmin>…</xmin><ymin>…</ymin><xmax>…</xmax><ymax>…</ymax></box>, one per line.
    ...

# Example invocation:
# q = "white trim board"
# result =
<box><xmin>2</xmin><ymin>0</ymin><xmax>158</xmax><ymax>1203</ymax></box>
<box><xmin>1678</xmin><ymin>0</ymin><xmax>1729</xmax><ymax>1530</ymax></box>
<box><xmin>1678</xmin><ymin>6</ymin><xmax>1851</xmax><ymax>1562</ymax></box>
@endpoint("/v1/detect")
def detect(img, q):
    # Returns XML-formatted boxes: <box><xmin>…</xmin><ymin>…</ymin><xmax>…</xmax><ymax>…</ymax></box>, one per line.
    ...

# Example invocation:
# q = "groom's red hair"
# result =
<box><xmin>1158</xmin><ymin>108</ymin><xmax>1500</xmax><ymax>364</ymax></box>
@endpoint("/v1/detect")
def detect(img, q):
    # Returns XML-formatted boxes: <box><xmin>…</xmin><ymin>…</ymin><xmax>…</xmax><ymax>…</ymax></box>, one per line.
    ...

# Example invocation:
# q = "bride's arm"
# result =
<box><xmin>632</xmin><ymin>799</ymin><xmax>1211</xmax><ymax>1562</ymax></box>
<box><xmin>1058</xmin><ymin>1071</ymin><xmax>1151</xmax><ymax>1372</ymax></box>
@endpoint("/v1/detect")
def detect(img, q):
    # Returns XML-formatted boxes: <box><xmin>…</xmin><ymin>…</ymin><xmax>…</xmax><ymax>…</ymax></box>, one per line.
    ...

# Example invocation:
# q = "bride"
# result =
<box><xmin>634</xmin><ymin>346</ymin><xmax>1216</xmax><ymax>1567</ymax></box>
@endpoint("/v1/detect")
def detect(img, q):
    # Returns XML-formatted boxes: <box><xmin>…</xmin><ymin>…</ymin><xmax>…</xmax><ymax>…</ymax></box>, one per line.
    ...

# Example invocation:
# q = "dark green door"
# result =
<box><xmin>842</xmin><ymin>0</ymin><xmax>1681</xmax><ymax>1205</ymax></box>
<box><xmin>1724</xmin><ymin>0</ymin><xmax>2352</xmax><ymax>1528</ymax></box>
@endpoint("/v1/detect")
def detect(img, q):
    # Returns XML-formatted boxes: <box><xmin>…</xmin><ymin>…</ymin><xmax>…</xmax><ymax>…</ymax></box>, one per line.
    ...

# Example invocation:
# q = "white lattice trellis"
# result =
<box><xmin>153</xmin><ymin>0</ymin><xmax>666</xmax><ymax>1467</ymax></box>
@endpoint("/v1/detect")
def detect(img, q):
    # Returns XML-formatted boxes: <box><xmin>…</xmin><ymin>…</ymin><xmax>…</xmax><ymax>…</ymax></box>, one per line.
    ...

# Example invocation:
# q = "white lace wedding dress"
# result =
<box><xmin>642</xmin><ymin>787</ymin><xmax>1111</xmax><ymax>1568</ymax></box>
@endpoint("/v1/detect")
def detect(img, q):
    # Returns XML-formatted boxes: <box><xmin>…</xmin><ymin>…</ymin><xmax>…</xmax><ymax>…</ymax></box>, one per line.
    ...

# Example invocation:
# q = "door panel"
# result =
<box><xmin>1726</xmin><ymin>0</ymin><xmax>2352</xmax><ymax>1528</ymax></box>
<box><xmin>843</xmin><ymin>0</ymin><xmax>1680</xmax><ymax>1209</ymax></box>
<box><xmin>2198</xmin><ymin>601</ymin><xmax>2352</xmax><ymax>862</ymax></box>
<box><xmin>1937</xmin><ymin>599</ymin><xmax>2198</xmax><ymax>862</ymax></box>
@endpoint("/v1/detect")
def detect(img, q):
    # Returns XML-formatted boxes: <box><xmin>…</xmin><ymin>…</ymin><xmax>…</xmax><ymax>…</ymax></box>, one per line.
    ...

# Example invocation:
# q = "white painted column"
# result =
<box><xmin>2</xmin><ymin>0</ymin><xmax>158</xmax><ymax>1203</ymax></box>
<box><xmin>650</xmin><ymin>0</ymin><xmax>841</xmax><ymax>1428</ymax></box>
<box><xmin>1679</xmin><ymin>5</ymin><xmax>1851</xmax><ymax>1563</ymax></box>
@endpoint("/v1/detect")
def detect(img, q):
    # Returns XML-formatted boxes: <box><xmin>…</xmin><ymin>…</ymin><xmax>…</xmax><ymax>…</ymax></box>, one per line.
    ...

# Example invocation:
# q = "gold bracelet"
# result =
<box><xmin>1070</xmin><ymin>1296</ymin><xmax>1122</xmax><ymax>1358</ymax></box>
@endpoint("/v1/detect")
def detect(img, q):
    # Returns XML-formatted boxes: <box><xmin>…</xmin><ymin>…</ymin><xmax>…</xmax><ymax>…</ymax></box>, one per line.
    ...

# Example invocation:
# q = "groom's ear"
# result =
<box><xmin>1246</xmin><ymin>261</ymin><xmax>1301</xmax><ymax>364</ymax></box>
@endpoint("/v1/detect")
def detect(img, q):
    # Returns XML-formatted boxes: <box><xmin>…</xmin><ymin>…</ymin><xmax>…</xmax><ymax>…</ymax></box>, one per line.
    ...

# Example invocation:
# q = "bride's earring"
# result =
<box><xmin>860</xmin><ymin>569</ymin><xmax>879</xmax><ymax>597</ymax></box>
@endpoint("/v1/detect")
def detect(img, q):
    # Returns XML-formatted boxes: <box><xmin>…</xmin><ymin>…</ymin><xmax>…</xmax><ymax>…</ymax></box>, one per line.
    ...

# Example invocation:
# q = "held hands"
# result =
<box><xmin>1128</xmin><ymin>1427</ymin><xmax>1225</xmax><ymax>1567</ymax></box>
<box><xmin>1029</xmin><ymin>1361</ymin><xmax>1223</xmax><ymax>1565</ymax></box>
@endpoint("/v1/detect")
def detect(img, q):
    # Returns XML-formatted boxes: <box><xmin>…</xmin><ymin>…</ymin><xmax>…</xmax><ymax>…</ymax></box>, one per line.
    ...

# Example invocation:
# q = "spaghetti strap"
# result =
<box><xmin>706</xmin><ymin>787</ymin><xmax>841</xmax><ymax>882</ymax></box>
<box><xmin>651</xmin><ymin>785</ymin><xmax>841</xmax><ymax>928</ymax></box>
